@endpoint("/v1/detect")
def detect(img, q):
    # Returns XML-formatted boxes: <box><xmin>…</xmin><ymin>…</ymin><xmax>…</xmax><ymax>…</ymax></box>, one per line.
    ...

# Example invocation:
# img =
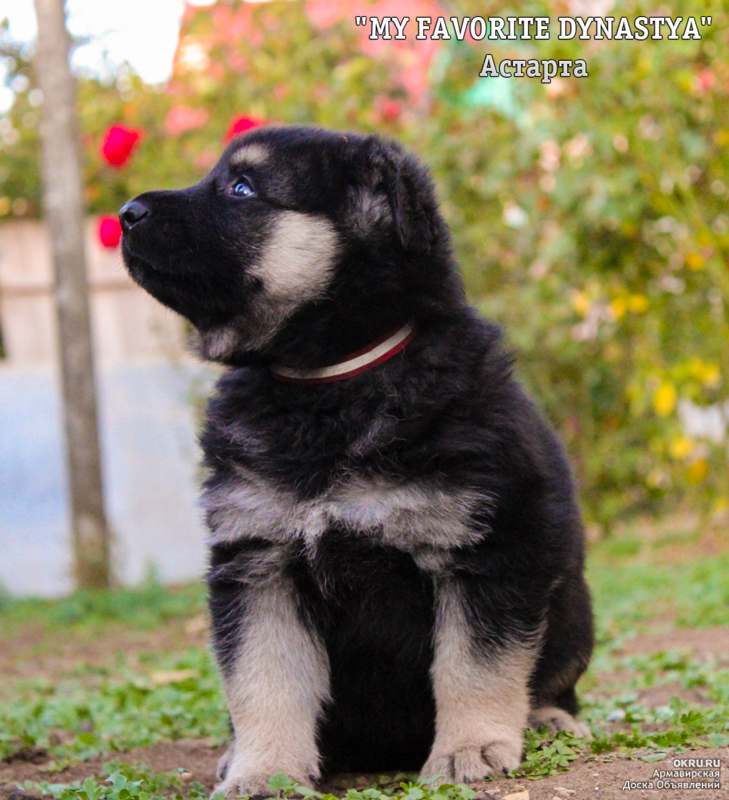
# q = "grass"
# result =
<box><xmin>17</xmin><ymin>762</ymin><xmax>212</xmax><ymax>800</ymax></box>
<box><xmin>587</xmin><ymin>538</ymin><xmax>729</xmax><ymax>642</ymax></box>
<box><xmin>0</xmin><ymin>581</ymin><xmax>206</xmax><ymax>641</ymax></box>
<box><xmin>1</xmin><ymin>516</ymin><xmax>728</xmax><ymax>795</ymax></box>
<box><xmin>0</xmin><ymin>648</ymin><xmax>229</xmax><ymax>763</ymax></box>
<box><xmin>16</xmin><ymin>768</ymin><xmax>484</xmax><ymax>800</ymax></box>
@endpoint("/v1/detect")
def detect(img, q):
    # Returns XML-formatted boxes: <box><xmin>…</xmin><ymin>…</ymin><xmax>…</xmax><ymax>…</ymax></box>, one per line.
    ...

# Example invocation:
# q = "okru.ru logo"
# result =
<box><xmin>622</xmin><ymin>757</ymin><xmax>722</xmax><ymax>792</ymax></box>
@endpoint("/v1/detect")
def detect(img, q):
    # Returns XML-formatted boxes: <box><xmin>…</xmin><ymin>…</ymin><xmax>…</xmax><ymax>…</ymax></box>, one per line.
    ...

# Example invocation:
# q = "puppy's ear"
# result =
<box><xmin>349</xmin><ymin>137</ymin><xmax>440</xmax><ymax>254</ymax></box>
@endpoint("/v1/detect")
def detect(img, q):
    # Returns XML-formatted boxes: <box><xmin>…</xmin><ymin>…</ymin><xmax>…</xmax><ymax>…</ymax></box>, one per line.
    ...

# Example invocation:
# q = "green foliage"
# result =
<box><xmin>18</xmin><ymin>770</ymin><xmax>481</xmax><ymax>800</ymax></box>
<box><xmin>587</xmin><ymin>546</ymin><xmax>729</xmax><ymax>651</ymax></box>
<box><xmin>254</xmin><ymin>772</ymin><xmax>480</xmax><ymax>800</ymax></box>
<box><xmin>0</xmin><ymin>28</ymin><xmax>42</xmax><ymax>217</ymax></box>
<box><xmin>516</xmin><ymin>729</ymin><xmax>584</xmax><ymax>777</ymax></box>
<box><xmin>0</xmin><ymin>580</ymin><xmax>205</xmax><ymax>640</ymax></box>
<box><xmin>0</xmin><ymin>647</ymin><xmax>228</xmax><ymax>761</ymax></box>
<box><xmin>584</xmin><ymin>694</ymin><xmax>729</xmax><ymax>757</ymax></box>
<box><xmin>578</xmin><ymin>545</ymin><xmax>729</xmax><ymax>759</ymax></box>
<box><xmin>19</xmin><ymin>762</ymin><xmax>210</xmax><ymax>800</ymax></box>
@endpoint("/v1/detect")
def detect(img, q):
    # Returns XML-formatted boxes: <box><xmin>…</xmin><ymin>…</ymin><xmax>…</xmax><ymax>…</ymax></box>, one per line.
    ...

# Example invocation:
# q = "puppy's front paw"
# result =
<box><xmin>213</xmin><ymin>768</ymin><xmax>317</xmax><ymax>800</ymax></box>
<box><xmin>420</xmin><ymin>737</ymin><xmax>523</xmax><ymax>784</ymax></box>
<box><xmin>528</xmin><ymin>706</ymin><xmax>592</xmax><ymax>740</ymax></box>
<box><xmin>214</xmin><ymin>772</ymin><xmax>270</xmax><ymax>800</ymax></box>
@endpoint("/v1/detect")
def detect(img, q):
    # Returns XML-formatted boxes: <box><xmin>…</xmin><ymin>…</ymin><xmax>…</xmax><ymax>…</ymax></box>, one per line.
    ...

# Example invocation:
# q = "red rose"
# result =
<box><xmin>224</xmin><ymin>115</ymin><xmax>265</xmax><ymax>142</ymax></box>
<box><xmin>98</xmin><ymin>215</ymin><xmax>122</xmax><ymax>248</ymax></box>
<box><xmin>101</xmin><ymin>124</ymin><xmax>142</xmax><ymax>167</ymax></box>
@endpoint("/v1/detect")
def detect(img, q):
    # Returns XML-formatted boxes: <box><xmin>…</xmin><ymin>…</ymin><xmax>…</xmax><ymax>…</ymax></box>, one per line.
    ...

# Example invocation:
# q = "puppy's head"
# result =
<box><xmin>120</xmin><ymin>126</ymin><xmax>461</xmax><ymax>365</ymax></box>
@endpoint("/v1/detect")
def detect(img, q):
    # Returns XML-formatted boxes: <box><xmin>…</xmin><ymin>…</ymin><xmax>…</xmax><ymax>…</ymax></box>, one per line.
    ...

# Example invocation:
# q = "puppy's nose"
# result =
<box><xmin>119</xmin><ymin>200</ymin><xmax>150</xmax><ymax>232</ymax></box>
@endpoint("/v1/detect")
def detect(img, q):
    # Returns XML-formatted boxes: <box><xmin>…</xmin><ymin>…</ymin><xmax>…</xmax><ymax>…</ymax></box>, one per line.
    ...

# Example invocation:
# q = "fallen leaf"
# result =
<box><xmin>150</xmin><ymin>669</ymin><xmax>199</xmax><ymax>685</ymax></box>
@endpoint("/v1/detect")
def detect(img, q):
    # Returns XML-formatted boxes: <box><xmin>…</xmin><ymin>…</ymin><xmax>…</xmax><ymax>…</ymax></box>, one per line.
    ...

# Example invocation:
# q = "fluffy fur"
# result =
<box><xmin>120</xmin><ymin>125</ymin><xmax>594</xmax><ymax>797</ymax></box>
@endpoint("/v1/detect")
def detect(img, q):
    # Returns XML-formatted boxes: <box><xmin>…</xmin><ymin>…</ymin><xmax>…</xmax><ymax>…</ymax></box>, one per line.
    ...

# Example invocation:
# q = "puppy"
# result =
<box><xmin>120</xmin><ymin>125</ymin><xmax>594</xmax><ymax>797</ymax></box>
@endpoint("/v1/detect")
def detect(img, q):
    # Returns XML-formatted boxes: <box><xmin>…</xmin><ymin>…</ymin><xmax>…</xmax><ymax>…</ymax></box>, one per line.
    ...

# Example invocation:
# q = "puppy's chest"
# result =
<box><xmin>203</xmin><ymin>470</ymin><xmax>486</xmax><ymax>553</ymax></box>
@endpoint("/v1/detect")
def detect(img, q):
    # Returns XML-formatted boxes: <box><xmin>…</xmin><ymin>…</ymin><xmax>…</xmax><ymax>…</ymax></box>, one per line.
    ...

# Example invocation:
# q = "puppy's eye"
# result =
<box><xmin>230</xmin><ymin>178</ymin><xmax>255</xmax><ymax>198</ymax></box>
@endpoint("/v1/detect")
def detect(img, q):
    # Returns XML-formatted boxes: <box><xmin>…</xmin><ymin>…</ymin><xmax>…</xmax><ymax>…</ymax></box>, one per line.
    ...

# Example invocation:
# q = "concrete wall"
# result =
<box><xmin>0</xmin><ymin>218</ymin><xmax>214</xmax><ymax>596</ymax></box>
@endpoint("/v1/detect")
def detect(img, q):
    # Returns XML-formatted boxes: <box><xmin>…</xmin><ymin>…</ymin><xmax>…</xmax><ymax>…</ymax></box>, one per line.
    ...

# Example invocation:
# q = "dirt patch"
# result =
<box><xmin>11</xmin><ymin>623</ymin><xmax>724</xmax><ymax>687</ymax></box>
<box><xmin>0</xmin><ymin>740</ymin><xmax>226</xmax><ymax>798</ymax></box>
<box><xmin>0</xmin><ymin>617</ymin><xmax>209</xmax><ymax>684</ymax></box>
<box><xmin>635</xmin><ymin>683</ymin><xmax>712</xmax><ymax>708</ymax></box>
<box><xmin>0</xmin><ymin>750</ymin><xmax>48</xmax><ymax>768</ymax></box>
<box><xmin>586</xmin><ymin>625</ymin><xmax>729</xmax><ymax>710</ymax></box>
<box><xmin>587</xmin><ymin>675</ymin><xmax>714</xmax><ymax>709</ymax></box>
<box><xmin>616</xmin><ymin>627</ymin><xmax>729</xmax><ymax>662</ymax></box>
<box><xmin>2</xmin><ymin>744</ymin><xmax>727</xmax><ymax>800</ymax></box>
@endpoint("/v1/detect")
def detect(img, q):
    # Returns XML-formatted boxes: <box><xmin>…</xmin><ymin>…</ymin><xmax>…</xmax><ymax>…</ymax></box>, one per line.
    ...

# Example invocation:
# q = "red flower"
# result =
<box><xmin>224</xmin><ymin>115</ymin><xmax>265</xmax><ymax>142</ymax></box>
<box><xmin>376</xmin><ymin>96</ymin><xmax>403</xmax><ymax>122</ymax></box>
<box><xmin>101</xmin><ymin>125</ymin><xmax>142</xmax><ymax>167</ymax></box>
<box><xmin>98</xmin><ymin>215</ymin><xmax>122</xmax><ymax>248</ymax></box>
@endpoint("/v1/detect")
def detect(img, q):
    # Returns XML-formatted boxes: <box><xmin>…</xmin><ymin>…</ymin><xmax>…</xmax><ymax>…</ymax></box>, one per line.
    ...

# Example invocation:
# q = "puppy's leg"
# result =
<box><xmin>209</xmin><ymin>546</ymin><xmax>329</xmax><ymax>799</ymax></box>
<box><xmin>216</xmin><ymin>725</ymin><xmax>235</xmax><ymax>781</ymax></box>
<box><xmin>420</xmin><ymin>580</ymin><xmax>535</xmax><ymax>784</ymax></box>
<box><xmin>528</xmin><ymin>571</ymin><xmax>593</xmax><ymax>740</ymax></box>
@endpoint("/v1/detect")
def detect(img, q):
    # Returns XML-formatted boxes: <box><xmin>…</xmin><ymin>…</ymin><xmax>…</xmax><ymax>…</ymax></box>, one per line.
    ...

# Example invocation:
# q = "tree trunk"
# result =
<box><xmin>33</xmin><ymin>0</ymin><xmax>111</xmax><ymax>589</ymax></box>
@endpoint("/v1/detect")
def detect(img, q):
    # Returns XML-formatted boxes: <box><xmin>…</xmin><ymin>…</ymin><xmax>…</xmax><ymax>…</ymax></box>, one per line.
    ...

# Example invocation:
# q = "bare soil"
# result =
<box><xmin>2</xmin><ymin>741</ymin><xmax>727</xmax><ymax>800</ymax></box>
<box><xmin>0</xmin><ymin>615</ymin><xmax>209</xmax><ymax>684</ymax></box>
<box><xmin>0</xmin><ymin>740</ymin><xmax>225</xmax><ymax>791</ymax></box>
<box><xmin>618</xmin><ymin>626</ymin><xmax>729</xmax><ymax>662</ymax></box>
<box><xmin>1</xmin><ymin>626</ymin><xmax>727</xmax><ymax>800</ymax></box>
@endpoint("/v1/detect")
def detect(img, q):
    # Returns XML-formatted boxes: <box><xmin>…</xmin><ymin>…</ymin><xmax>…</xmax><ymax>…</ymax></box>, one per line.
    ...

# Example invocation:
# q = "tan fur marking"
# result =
<box><xmin>229</xmin><ymin>143</ymin><xmax>269</xmax><ymax>167</ymax></box>
<box><xmin>252</xmin><ymin>211</ymin><xmax>338</xmax><ymax>302</ymax></box>
<box><xmin>194</xmin><ymin>211</ymin><xmax>340</xmax><ymax>360</ymax></box>
<box><xmin>215</xmin><ymin>577</ymin><xmax>330</xmax><ymax>799</ymax></box>
<box><xmin>204</xmin><ymin>471</ymin><xmax>486</xmax><ymax>553</ymax></box>
<box><xmin>420</xmin><ymin>583</ymin><xmax>534</xmax><ymax>784</ymax></box>
<box><xmin>196</xmin><ymin>326</ymin><xmax>241</xmax><ymax>362</ymax></box>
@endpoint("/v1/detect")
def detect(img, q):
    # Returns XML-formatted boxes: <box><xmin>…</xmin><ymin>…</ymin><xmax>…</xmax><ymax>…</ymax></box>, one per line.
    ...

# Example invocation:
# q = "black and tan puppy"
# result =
<box><xmin>120</xmin><ymin>125</ymin><xmax>593</xmax><ymax>797</ymax></box>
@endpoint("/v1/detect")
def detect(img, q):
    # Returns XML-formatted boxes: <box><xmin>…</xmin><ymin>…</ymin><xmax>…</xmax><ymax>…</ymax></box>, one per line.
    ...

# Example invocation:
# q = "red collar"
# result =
<box><xmin>271</xmin><ymin>321</ymin><xmax>416</xmax><ymax>385</ymax></box>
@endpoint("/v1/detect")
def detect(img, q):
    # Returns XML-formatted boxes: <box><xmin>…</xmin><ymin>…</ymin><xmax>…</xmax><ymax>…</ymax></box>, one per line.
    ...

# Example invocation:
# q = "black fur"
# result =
<box><xmin>121</xmin><ymin>125</ymin><xmax>593</xmax><ymax>780</ymax></box>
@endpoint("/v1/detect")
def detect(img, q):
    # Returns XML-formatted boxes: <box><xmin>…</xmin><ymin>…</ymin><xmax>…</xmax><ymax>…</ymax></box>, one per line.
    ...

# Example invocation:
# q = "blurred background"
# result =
<box><xmin>0</xmin><ymin>0</ymin><xmax>727</xmax><ymax>596</ymax></box>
